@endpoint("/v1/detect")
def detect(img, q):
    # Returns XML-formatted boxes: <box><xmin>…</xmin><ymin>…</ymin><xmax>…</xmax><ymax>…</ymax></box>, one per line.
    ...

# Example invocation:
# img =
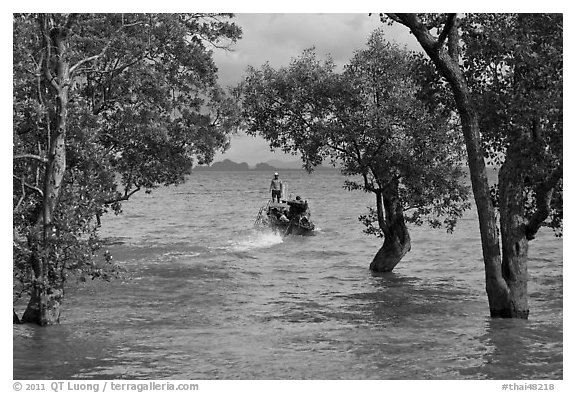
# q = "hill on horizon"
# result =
<box><xmin>193</xmin><ymin>159</ymin><xmax>337</xmax><ymax>171</ymax></box>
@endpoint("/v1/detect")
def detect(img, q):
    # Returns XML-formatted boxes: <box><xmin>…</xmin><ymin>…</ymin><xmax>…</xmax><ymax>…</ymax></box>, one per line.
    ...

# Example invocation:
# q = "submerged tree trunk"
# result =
<box><xmin>387</xmin><ymin>14</ymin><xmax>513</xmax><ymax>316</ymax></box>
<box><xmin>21</xmin><ymin>15</ymin><xmax>73</xmax><ymax>326</ymax></box>
<box><xmin>21</xmin><ymin>278</ymin><xmax>65</xmax><ymax>325</ymax></box>
<box><xmin>498</xmin><ymin>148</ymin><xmax>529</xmax><ymax>318</ymax></box>
<box><xmin>497</xmin><ymin>129</ymin><xmax>561</xmax><ymax>319</ymax></box>
<box><xmin>370</xmin><ymin>190</ymin><xmax>411</xmax><ymax>272</ymax></box>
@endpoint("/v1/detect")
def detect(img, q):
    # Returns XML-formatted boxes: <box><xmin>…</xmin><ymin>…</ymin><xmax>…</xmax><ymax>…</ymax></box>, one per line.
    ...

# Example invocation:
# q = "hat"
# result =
<box><xmin>274</xmin><ymin>172</ymin><xmax>278</xmax><ymax>176</ymax></box>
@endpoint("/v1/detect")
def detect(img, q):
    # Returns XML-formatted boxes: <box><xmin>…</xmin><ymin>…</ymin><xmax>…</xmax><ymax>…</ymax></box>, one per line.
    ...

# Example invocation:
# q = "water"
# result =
<box><xmin>13</xmin><ymin>171</ymin><xmax>563</xmax><ymax>379</ymax></box>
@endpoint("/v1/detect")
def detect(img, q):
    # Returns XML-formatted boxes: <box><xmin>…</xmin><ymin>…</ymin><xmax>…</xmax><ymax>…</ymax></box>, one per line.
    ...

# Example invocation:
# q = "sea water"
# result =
<box><xmin>13</xmin><ymin>170</ymin><xmax>563</xmax><ymax>379</ymax></box>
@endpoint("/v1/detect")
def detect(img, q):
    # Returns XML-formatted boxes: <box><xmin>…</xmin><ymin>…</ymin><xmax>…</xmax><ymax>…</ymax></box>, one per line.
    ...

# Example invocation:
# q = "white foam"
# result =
<box><xmin>229</xmin><ymin>230</ymin><xmax>283</xmax><ymax>252</ymax></box>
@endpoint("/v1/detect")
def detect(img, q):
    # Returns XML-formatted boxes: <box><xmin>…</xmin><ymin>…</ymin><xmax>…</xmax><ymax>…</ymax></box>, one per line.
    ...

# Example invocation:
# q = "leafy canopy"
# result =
<box><xmin>460</xmin><ymin>13</ymin><xmax>563</xmax><ymax>235</ymax></box>
<box><xmin>242</xmin><ymin>30</ymin><xmax>470</xmax><ymax>235</ymax></box>
<box><xmin>13</xmin><ymin>13</ymin><xmax>242</xmax><ymax>299</ymax></box>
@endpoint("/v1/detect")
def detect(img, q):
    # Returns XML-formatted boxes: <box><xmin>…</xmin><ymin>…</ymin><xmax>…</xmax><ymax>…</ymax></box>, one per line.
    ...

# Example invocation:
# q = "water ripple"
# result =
<box><xmin>13</xmin><ymin>171</ymin><xmax>562</xmax><ymax>380</ymax></box>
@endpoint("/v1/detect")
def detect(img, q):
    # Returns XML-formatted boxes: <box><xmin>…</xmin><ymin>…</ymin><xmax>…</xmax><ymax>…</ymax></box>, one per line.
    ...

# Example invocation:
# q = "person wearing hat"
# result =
<box><xmin>269</xmin><ymin>172</ymin><xmax>283</xmax><ymax>203</ymax></box>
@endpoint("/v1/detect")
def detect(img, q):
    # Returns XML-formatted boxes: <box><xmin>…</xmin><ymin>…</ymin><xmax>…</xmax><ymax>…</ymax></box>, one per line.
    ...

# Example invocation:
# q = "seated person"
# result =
<box><xmin>272</xmin><ymin>207</ymin><xmax>290</xmax><ymax>223</ymax></box>
<box><xmin>288</xmin><ymin>196</ymin><xmax>308</xmax><ymax>217</ymax></box>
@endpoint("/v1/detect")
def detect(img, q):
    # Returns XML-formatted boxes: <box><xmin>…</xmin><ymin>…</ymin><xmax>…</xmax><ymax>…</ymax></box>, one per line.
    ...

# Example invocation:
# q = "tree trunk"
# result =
<box><xmin>14</xmin><ymin>309</ymin><xmax>22</xmax><ymax>324</ymax></box>
<box><xmin>21</xmin><ymin>140</ymin><xmax>68</xmax><ymax>326</ymax></box>
<box><xmin>370</xmin><ymin>191</ymin><xmax>411</xmax><ymax>272</ymax></box>
<box><xmin>498</xmin><ymin>145</ymin><xmax>530</xmax><ymax>318</ymax></box>
<box><xmin>22</xmin><ymin>16</ymin><xmax>71</xmax><ymax>326</ymax></box>
<box><xmin>387</xmin><ymin>14</ymin><xmax>514</xmax><ymax>317</ymax></box>
<box><xmin>21</xmin><ymin>282</ymin><xmax>64</xmax><ymax>325</ymax></box>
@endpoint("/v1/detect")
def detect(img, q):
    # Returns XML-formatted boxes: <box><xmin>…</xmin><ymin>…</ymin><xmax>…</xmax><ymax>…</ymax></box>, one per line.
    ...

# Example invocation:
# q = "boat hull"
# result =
<box><xmin>254</xmin><ymin>200</ymin><xmax>316</xmax><ymax>236</ymax></box>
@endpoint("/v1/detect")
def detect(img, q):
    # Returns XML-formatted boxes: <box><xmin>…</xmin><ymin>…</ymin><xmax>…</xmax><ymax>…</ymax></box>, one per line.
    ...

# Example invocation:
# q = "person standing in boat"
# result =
<box><xmin>269</xmin><ymin>172</ymin><xmax>283</xmax><ymax>203</ymax></box>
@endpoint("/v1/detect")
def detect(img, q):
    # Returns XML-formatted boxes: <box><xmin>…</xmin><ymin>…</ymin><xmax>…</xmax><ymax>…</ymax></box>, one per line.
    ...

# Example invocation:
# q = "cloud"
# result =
<box><xmin>212</xmin><ymin>13</ymin><xmax>422</xmax><ymax>164</ymax></box>
<box><xmin>214</xmin><ymin>13</ymin><xmax>420</xmax><ymax>87</ymax></box>
<box><xmin>213</xmin><ymin>132</ymin><xmax>297</xmax><ymax>166</ymax></box>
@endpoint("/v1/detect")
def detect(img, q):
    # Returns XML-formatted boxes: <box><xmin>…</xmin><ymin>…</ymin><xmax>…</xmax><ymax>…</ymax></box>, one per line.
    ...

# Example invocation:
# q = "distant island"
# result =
<box><xmin>193</xmin><ymin>159</ymin><xmax>337</xmax><ymax>172</ymax></box>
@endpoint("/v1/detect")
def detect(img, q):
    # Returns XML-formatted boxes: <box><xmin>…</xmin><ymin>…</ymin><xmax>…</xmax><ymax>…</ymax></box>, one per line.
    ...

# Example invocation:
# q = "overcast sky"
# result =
<box><xmin>211</xmin><ymin>13</ymin><xmax>421</xmax><ymax>166</ymax></box>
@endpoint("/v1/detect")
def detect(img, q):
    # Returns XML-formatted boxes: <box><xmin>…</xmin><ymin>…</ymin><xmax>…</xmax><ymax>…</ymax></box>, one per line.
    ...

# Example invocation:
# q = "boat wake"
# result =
<box><xmin>228</xmin><ymin>230</ymin><xmax>284</xmax><ymax>252</ymax></box>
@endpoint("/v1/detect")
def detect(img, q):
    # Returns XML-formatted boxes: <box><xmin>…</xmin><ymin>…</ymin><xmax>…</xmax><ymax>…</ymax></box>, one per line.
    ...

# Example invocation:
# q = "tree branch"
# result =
<box><xmin>38</xmin><ymin>14</ymin><xmax>61</xmax><ymax>93</ymax></box>
<box><xmin>13</xmin><ymin>154</ymin><xmax>49</xmax><ymax>164</ymax></box>
<box><xmin>525</xmin><ymin>165</ymin><xmax>562</xmax><ymax>240</ymax></box>
<box><xmin>14</xmin><ymin>180</ymin><xmax>27</xmax><ymax>212</ymax></box>
<box><xmin>437</xmin><ymin>14</ymin><xmax>457</xmax><ymax>50</ymax></box>
<box><xmin>69</xmin><ymin>16</ymin><xmax>141</xmax><ymax>77</ymax></box>
<box><xmin>70</xmin><ymin>32</ymin><xmax>116</xmax><ymax>76</ymax></box>
<box><xmin>384</xmin><ymin>13</ymin><xmax>403</xmax><ymax>24</ymax></box>
<box><xmin>325</xmin><ymin>142</ymin><xmax>348</xmax><ymax>155</ymax></box>
<box><xmin>447</xmin><ymin>14</ymin><xmax>460</xmax><ymax>61</ymax></box>
<box><xmin>70</xmin><ymin>55</ymin><xmax>101</xmax><ymax>75</ymax></box>
<box><xmin>385</xmin><ymin>13</ymin><xmax>442</xmax><ymax>59</ymax></box>
<box><xmin>13</xmin><ymin>175</ymin><xmax>44</xmax><ymax>197</ymax></box>
<box><xmin>103</xmin><ymin>186</ymin><xmax>141</xmax><ymax>205</ymax></box>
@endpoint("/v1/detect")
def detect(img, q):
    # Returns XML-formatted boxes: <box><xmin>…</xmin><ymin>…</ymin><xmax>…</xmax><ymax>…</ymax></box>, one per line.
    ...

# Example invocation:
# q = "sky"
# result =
<box><xmin>210</xmin><ymin>13</ymin><xmax>421</xmax><ymax>166</ymax></box>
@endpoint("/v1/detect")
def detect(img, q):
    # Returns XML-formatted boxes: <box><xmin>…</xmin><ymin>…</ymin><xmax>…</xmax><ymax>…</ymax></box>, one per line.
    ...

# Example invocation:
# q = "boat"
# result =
<box><xmin>254</xmin><ymin>196</ymin><xmax>316</xmax><ymax>236</ymax></box>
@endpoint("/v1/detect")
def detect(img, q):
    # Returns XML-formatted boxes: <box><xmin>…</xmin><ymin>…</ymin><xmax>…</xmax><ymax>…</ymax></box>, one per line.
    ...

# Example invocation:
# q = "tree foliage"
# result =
<box><xmin>460</xmin><ymin>13</ymin><xmax>563</xmax><ymax>236</ymax></box>
<box><xmin>242</xmin><ymin>31</ymin><xmax>469</xmax><ymax>270</ymax></box>
<box><xmin>13</xmin><ymin>13</ymin><xmax>242</xmax><ymax>324</ymax></box>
